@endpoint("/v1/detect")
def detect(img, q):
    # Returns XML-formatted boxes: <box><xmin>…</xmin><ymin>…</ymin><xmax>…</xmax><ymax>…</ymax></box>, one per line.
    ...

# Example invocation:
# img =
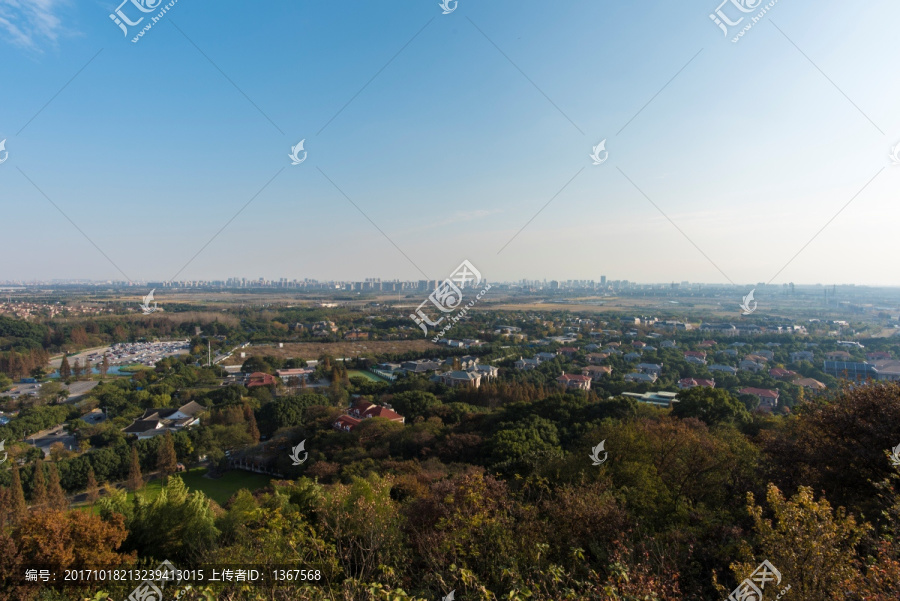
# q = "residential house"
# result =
<box><xmin>685</xmin><ymin>355</ymin><xmax>708</xmax><ymax>366</ymax></box>
<box><xmin>514</xmin><ymin>356</ymin><xmax>542</xmax><ymax>370</ymax></box>
<box><xmin>745</xmin><ymin>354</ymin><xmax>770</xmax><ymax>364</ymax></box>
<box><xmin>582</xmin><ymin>365</ymin><xmax>612</xmax><ymax>381</ymax></box>
<box><xmin>471</xmin><ymin>364</ymin><xmax>499</xmax><ymax>379</ymax></box>
<box><xmin>739</xmin><ymin>387</ymin><xmax>780</xmax><ymax>408</ymax></box>
<box><xmin>754</xmin><ymin>350</ymin><xmax>775</xmax><ymax>361</ymax></box>
<box><xmin>708</xmin><ymin>364</ymin><xmax>738</xmax><ymax>375</ymax></box>
<box><xmin>698</xmin><ymin>340</ymin><xmax>717</xmax><ymax>348</ymax></box>
<box><xmin>624</xmin><ymin>352</ymin><xmax>642</xmax><ymax>362</ymax></box>
<box><xmin>636</xmin><ymin>363</ymin><xmax>663</xmax><ymax>376</ymax></box>
<box><xmin>333</xmin><ymin>400</ymin><xmax>405</xmax><ymax>432</ymax></box>
<box><xmin>684</xmin><ymin>350</ymin><xmax>707</xmax><ymax>360</ymax></box>
<box><xmin>557</xmin><ymin>373</ymin><xmax>592</xmax><ymax>391</ymax></box>
<box><xmin>660</xmin><ymin>340</ymin><xmax>677</xmax><ymax>349</ymax></box>
<box><xmin>439</xmin><ymin>370</ymin><xmax>482</xmax><ymax>388</ymax></box>
<box><xmin>587</xmin><ymin>353</ymin><xmax>609</xmax><ymax>365</ymax></box>
<box><xmin>723</xmin><ymin>349</ymin><xmax>739</xmax><ymax>357</ymax></box>
<box><xmin>678</xmin><ymin>378</ymin><xmax>715</xmax><ymax>389</ymax></box>
<box><xmin>401</xmin><ymin>359</ymin><xmax>442</xmax><ymax>373</ymax></box>
<box><xmin>246</xmin><ymin>372</ymin><xmax>276</xmax><ymax>388</ymax></box>
<box><xmin>769</xmin><ymin>368</ymin><xmax>798</xmax><ymax>380</ymax></box>
<box><xmin>825</xmin><ymin>351</ymin><xmax>853</xmax><ymax>361</ymax></box>
<box><xmin>632</xmin><ymin>341</ymin><xmax>647</xmax><ymax>349</ymax></box>
<box><xmin>558</xmin><ymin>347</ymin><xmax>578</xmax><ymax>358</ymax></box>
<box><xmin>867</xmin><ymin>352</ymin><xmax>892</xmax><ymax>361</ymax></box>
<box><xmin>739</xmin><ymin>359</ymin><xmax>765</xmax><ymax>372</ymax></box>
<box><xmin>790</xmin><ymin>351</ymin><xmax>815</xmax><ymax>363</ymax></box>
<box><xmin>625</xmin><ymin>372</ymin><xmax>658</xmax><ymax>384</ymax></box>
<box><xmin>536</xmin><ymin>351</ymin><xmax>559</xmax><ymax>362</ymax></box>
<box><xmin>123</xmin><ymin>401</ymin><xmax>205</xmax><ymax>440</ymax></box>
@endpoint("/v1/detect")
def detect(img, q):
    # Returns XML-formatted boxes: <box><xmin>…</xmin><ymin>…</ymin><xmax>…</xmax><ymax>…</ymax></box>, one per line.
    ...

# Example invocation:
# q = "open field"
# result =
<box><xmin>222</xmin><ymin>340</ymin><xmax>439</xmax><ymax>364</ymax></box>
<box><xmin>74</xmin><ymin>468</ymin><xmax>273</xmax><ymax>510</ymax></box>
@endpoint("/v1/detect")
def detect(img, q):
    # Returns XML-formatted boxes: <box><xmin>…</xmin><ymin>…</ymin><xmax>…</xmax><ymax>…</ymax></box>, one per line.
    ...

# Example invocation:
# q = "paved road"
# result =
<box><xmin>26</xmin><ymin>424</ymin><xmax>77</xmax><ymax>457</ymax></box>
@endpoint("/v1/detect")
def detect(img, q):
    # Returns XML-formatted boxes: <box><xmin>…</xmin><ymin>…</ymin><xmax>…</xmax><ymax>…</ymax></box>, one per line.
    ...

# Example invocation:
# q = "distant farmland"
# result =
<box><xmin>221</xmin><ymin>340</ymin><xmax>440</xmax><ymax>364</ymax></box>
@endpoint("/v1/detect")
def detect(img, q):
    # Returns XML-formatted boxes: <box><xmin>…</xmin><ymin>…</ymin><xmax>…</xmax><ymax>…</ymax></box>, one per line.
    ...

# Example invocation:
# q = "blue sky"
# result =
<box><xmin>0</xmin><ymin>0</ymin><xmax>898</xmax><ymax>285</ymax></box>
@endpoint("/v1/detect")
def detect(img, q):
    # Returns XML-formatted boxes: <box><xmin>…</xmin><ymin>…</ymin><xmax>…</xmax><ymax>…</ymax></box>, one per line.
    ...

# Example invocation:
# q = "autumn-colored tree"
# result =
<box><xmin>8</xmin><ymin>466</ymin><xmax>27</xmax><ymax>522</ymax></box>
<box><xmin>157</xmin><ymin>431</ymin><xmax>178</xmax><ymax>482</ymax></box>
<box><xmin>30</xmin><ymin>459</ymin><xmax>47</xmax><ymax>508</ymax></box>
<box><xmin>59</xmin><ymin>354</ymin><xmax>71</xmax><ymax>379</ymax></box>
<box><xmin>46</xmin><ymin>463</ymin><xmax>68</xmax><ymax>511</ymax></box>
<box><xmin>717</xmin><ymin>483</ymin><xmax>869</xmax><ymax>601</ymax></box>
<box><xmin>99</xmin><ymin>354</ymin><xmax>110</xmax><ymax>378</ymax></box>
<box><xmin>127</xmin><ymin>446</ymin><xmax>144</xmax><ymax>491</ymax></box>
<box><xmin>72</xmin><ymin>358</ymin><xmax>83</xmax><ymax>378</ymax></box>
<box><xmin>83</xmin><ymin>358</ymin><xmax>92</xmax><ymax>379</ymax></box>
<box><xmin>244</xmin><ymin>405</ymin><xmax>260</xmax><ymax>444</ymax></box>
<box><xmin>12</xmin><ymin>510</ymin><xmax>133</xmax><ymax>574</ymax></box>
<box><xmin>85</xmin><ymin>466</ymin><xmax>100</xmax><ymax>504</ymax></box>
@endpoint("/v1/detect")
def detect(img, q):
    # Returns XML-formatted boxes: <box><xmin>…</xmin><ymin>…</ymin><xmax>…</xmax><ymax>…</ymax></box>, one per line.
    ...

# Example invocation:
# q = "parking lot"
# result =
<box><xmin>96</xmin><ymin>340</ymin><xmax>191</xmax><ymax>367</ymax></box>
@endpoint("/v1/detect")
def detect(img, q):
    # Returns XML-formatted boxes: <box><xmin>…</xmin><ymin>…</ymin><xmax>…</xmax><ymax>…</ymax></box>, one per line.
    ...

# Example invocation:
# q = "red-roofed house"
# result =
<box><xmin>557</xmin><ymin>373</ymin><xmax>592</xmax><ymax>391</ymax></box>
<box><xmin>558</xmin><ymin>347</ymin><xmax>578</xmax><ymax>357</ymax></box>
<box><xmin>333</xmin><ymin>415</ymin><xmax>361</xmax><ymax>432</ymax></box>
<box><xmin>868</xmin><ymin>352</ymin><xmax>892</xmax><ymax>361</ymax></box>
<box><xmin>698</xmin><ymin>340</ymin><xmax>717</xmax><ymax>348</ymax></box>
<box><xmin>739</xmin><ymin>387</ymin><xmax>780</xmax><ymax>408</ymax></box>
<box><xmin>769</xmin><ymin>368</ymin><xmax>798</xmax><ymax>380</ymax></box>
<box><xmin>684</xmin><ymin>350</ymin><xmax>707</xmax><ymax>359</ymax></box>
<box><xmin>333</xmin><ymin>400</ymin><xmax>405</xmax><ymax>432</ymax></box>
<box><xmin>246</xmin><ymin>372</ymin><xmax>276</xmax><ymax>388</ymax></box>
<box><xmin>678</xmin><ymin>378</ymin><xmax>715</xmax><ymax>389</ymax></box>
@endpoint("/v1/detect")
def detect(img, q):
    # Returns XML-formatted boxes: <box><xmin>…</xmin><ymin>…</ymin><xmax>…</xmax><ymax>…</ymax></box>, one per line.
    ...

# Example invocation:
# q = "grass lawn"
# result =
<box><xmin>180</xmin><ymin>468</ymin><xmax>273</xmax><ymax>505</ymax></box>
<box><xmin>347</xmin><ymin>369</ymin><xmax>389</xmax><ymax>383</ymax></box>
<box><xmin>75</xmin><ymin>467</ymin><xmax>273</xmax><ymax>511</ymax></box>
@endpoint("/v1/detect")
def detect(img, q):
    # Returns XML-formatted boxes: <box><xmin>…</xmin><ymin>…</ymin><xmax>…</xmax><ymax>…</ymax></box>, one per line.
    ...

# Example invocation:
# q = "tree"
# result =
<box><xmin>30</xmin><ymin>459</ymin><xmax>47</xmax><ymax>508</ymax></box>
<box><xmin>127</xmin><ymin>446</ymin><xmax>143</xmax><ymax>492</ymax></box>
<box><xmin>46</xmin><ymin>463</ymin><xmax>68</xmax><ymax>511</ymax></box>
<box><xmin>671</xmin><ymin>387</ymin><xmax>750</xmax><ymax>426</ymax></box>
<box><xmin>157</xmin><ymin>431</ymin><xmax>178</xmax><ymax>482</ymax></box>
<box><xmin>390</xmin><ymin>391</ymin><xmax>440</xmax><ymax>418</ymax></box>
<box><xmin>38</xmin><ymin>381</ymin><xmax>68</xmax><ymax>405</ymax></box>
<box><xmin>59</xmin><ymin>355</ymin><xmax>71</xmax><ymax>380</ymax></box>
<box><xmin>85</xmin><ymin>466</ymin><xmax>100</xmax><ymax>504</ymax></box>
<box><xmin>83</xmin><ymin>359</ymin><xmax>92</xmax><ymax>379</ymax></box>
<box><xmin>8</xmin><ymin>466</ymin><xmax>27</xmax><ymax>522</ymax></box>
<box><xmin>717</xmin><ymin>484</ymin><xmax>868</xmax><ymax>601</ymax></box>
<box><xmin>106</xmin><ymin>476</ymin><xmax>218</xmax><ymax>563</ymax></box>
<box><xmin>72</xmin><ymin>358</ymin><xmax>83</xmax><ymax>379</ymax></box>
<box><xmin>244</xmin><ymin>405</ymin><xmax>260</xmax><ymax>444</ymax></box>
<box><xmin>13</xmin><ymin>510</ymin><xmax>133</xmax><ymax>573</ymax></box>
<box><xmin>99</xmin><ymin>354</ymin><xmax>110</xmax><ymax>378</ymax></box>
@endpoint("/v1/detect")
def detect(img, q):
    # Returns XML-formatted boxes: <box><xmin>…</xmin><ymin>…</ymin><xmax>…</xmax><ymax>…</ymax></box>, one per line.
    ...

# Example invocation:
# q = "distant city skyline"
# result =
<box><xmin>1</xmin><ymin>1</ymin><xmax>898</xmax><ymax>285</ymax></box>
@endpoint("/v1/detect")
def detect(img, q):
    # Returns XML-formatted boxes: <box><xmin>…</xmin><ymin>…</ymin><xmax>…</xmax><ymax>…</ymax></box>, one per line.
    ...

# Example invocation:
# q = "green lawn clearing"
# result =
<box><xmin>75</xmin><ymin>467</ymin><xmax>273</xmax><ymax>511</ymax></box>
<box><xmin>347</xmin><ymin>369</ymin><xmax>389</xmax><ymax>383</ymax></box>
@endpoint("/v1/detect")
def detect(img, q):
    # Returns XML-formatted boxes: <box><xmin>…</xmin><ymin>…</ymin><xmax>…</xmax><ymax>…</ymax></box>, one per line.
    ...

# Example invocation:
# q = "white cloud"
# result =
<box><xmin>0</xmin><ymin>0</ymin><xmax>67</xmax><ymax>49</ymax></box>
